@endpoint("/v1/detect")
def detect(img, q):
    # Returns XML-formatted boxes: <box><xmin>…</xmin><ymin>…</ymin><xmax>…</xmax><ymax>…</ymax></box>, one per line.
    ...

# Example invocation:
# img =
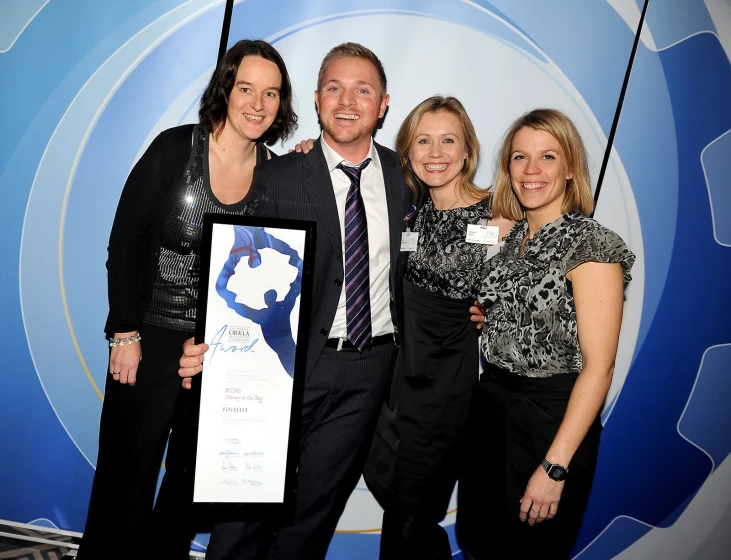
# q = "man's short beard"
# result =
<box><xmin>321</xmin><ymin>119</ymin><xmax>374</xmax><ymax>145</ymax></box>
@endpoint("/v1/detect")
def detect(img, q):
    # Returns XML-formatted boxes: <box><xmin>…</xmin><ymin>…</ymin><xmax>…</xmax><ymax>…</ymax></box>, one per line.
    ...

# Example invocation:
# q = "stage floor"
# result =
<box><xmin>0</xmin><ymin>521</ymin><xmax>204</xmax><ymax>559</ymax></box>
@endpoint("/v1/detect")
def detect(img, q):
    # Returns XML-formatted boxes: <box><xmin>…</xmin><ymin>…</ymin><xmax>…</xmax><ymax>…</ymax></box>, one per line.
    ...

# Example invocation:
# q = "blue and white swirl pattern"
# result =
<box><xmin>1</xmin><ymin>1</ymin><xmax>729</xmax><ymax>557</ymax></box>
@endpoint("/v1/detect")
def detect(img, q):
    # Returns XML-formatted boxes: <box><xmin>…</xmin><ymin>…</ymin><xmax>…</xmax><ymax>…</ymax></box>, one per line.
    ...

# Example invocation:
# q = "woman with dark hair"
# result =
<box><xmin>457</xmin><ymin>109</ymin><xmax>634</xmax><ymax>559</ymax></box>
<box><xmin>362</xmin><ymin>96</ymin><xmax>513</xmax><ymax>559</ymax></box>
<box><xmin>77</xmin><ymin>39</ymin><xmax>297</xmax><ymax>560</ymax></box>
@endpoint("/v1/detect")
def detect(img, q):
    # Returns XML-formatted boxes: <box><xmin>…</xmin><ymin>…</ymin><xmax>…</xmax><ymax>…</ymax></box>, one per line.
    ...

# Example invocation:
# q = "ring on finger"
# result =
<box><xmin>531</xmin><ymin>507</ymin><xmax>540</xmax><ymax>514</ymax></box>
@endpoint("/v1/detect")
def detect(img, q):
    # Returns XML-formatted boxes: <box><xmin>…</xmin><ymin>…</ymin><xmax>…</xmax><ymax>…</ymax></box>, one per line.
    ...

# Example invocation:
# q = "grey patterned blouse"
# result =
<box><xmin>478</xmin><ymin>211</ymin><xmax>635</xmax><ymax>377</ymax></box>
<box><xmin>406</xmin><ymin>196</ymin><xmax>493</xmax><ymax>300</ymax></box>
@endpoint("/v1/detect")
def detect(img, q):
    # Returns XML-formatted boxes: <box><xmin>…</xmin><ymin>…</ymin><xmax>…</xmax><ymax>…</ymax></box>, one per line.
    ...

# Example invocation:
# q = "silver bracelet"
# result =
<box><xmin>109</xmin><ymin>333</ymin><xmax>142</xmax><ymax>347</ymax></box>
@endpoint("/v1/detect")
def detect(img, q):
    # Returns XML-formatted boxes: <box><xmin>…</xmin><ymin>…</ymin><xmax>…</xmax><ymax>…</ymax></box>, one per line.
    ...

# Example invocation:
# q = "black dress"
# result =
<box><xmin>364</xmin><ymin>196</ymin><xmax>492</xmax><ymax>558</ymax></box>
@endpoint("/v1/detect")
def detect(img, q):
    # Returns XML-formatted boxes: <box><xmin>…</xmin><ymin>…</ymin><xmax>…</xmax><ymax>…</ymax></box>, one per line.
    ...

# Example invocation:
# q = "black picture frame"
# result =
<box><xmin>190</xmin><ymin>213</ymin><xmax>316</xmax><ymax>522</ymax></box>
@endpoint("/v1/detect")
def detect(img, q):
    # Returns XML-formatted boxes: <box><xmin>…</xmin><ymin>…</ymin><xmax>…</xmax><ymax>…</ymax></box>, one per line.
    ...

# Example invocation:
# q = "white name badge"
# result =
<box><xmin>466</xmin><ymin>224</ymin><xmax>500</xmax><ymax>245</ymax></box>
<box><xmin>400</xmin><ymin>231</ymin><xmax>419</xmax><ymax>252</ymax></box>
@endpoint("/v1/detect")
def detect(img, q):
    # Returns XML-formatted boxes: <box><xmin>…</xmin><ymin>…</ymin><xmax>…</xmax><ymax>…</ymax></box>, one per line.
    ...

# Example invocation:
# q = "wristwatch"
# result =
<box><xmin>541</xmin><ymin>459</ymin><xmax>568</xmax><ymax>481</ymax></box>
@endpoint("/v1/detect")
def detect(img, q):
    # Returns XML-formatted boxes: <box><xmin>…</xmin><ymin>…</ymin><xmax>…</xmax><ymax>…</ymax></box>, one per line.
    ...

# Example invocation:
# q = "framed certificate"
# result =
<box><xmin>192</xmin><ymin>214</ymin><xmax>315</xmax><ymax>520</ymax></box>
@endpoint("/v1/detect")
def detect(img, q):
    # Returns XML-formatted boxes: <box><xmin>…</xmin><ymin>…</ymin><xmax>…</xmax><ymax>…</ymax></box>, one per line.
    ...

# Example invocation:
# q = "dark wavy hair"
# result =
<box><xmin>199</xmin><ymin>39</ymin><xmax>297</xmax><ymax>145</ymax></box>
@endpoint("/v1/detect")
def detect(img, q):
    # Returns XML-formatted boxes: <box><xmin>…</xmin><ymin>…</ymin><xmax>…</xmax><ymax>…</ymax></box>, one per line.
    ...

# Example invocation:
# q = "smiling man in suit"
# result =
<box><xmin>179</xmin><ymin>42</ymin><xmax>411</xmax><ymax>559</ymax></box>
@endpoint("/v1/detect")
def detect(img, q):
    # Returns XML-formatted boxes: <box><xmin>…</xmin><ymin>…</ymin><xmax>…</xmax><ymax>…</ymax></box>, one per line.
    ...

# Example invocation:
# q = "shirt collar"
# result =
<box><xmin>320</xmin><ymin>133</ymin><xmax>382</xmax><ymax>173</ymax></box>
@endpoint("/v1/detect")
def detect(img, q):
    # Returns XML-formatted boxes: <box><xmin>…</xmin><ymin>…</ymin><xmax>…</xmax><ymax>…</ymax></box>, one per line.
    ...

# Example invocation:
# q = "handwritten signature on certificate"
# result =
<box><xmin>216</xmin><ymin>477</ymin><xmax>263</xmax><ymax>487</ymax></box>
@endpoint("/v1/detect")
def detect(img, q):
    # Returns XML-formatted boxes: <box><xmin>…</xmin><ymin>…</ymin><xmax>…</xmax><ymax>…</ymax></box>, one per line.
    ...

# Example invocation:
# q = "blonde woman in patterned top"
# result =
<box><xmin>457</xmin><ymin>109</ymin><xmax>634</xmax><ymax>559</ymax></box>
<box><xmin>363</xmin><ymin>96</ymin><xmax>513</xmax><ymax>560</ymax></box>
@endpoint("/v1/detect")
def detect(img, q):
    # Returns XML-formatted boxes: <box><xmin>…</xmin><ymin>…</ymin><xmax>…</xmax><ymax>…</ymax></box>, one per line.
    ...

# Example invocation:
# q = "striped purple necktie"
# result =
<box><xmin>338</xmin><ymin>158</ymin><xmax>372</xmax><ymax>352</ymax></box>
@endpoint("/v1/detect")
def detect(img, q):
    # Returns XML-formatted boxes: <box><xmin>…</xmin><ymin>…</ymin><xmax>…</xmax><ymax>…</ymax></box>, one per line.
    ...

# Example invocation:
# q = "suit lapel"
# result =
<box><xmin>302</xmin><ymin>140</ymin><xmax>342</xmax><ymax>256</ymax></box>
<box><xmin>377</xmin><ymin>143</ymin><xmax>407</xmax><ymax>273</ymax></box>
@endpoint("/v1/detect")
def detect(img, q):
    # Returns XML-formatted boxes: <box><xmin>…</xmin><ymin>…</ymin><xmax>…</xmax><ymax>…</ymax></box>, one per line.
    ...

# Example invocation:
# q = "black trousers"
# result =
<box><xmin>379</xmin><ymin>511</ymin><xmax>451</xmax><ymax>560</ymax></box>
<box><xmin>77</xmin><ymin>323</ymin><xmax>197</xmax><ymax>560</ymax></box>
<box><xmin>457</xmin><ymin>365</ymin><xmax>601</xmax><ymax>560</ymax></box>
<box><xmin>206</xmin><ymin>341</ymin><xmax>395</xmax><ymax>560</ymax></box>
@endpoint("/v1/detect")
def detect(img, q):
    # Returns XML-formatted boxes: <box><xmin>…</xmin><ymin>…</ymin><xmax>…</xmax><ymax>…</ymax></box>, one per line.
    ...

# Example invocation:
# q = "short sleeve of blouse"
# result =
<box><xmin>562</xmin><ymin>222</ymin><xmax>635</xmax><ymax>284</ymax></box>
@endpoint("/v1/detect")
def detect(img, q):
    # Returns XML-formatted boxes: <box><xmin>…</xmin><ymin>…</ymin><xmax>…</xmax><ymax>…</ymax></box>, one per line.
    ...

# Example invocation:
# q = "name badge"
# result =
<box><xmin>400</xmin><ymin>231</ymin><xmax>419</xmax><ymax>252</ymax></box>
<box><xmin>466</xmin><ymin>224</ymin><xmax>499</xmax><ymax>245</ymax></box>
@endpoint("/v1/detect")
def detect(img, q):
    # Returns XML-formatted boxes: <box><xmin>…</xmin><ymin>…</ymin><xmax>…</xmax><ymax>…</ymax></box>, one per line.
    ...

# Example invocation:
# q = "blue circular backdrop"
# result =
<box><xmin>9</xmin><ymin>0</ymin><xmax>730</xmax><ymax>556</ymax></box>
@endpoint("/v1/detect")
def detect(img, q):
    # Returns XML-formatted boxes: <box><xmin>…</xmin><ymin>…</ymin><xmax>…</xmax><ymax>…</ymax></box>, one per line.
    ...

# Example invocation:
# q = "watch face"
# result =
<box><xmin>548</xmin><ymin>465</ymin><xmax>566</xmax><ymax>481</ymax></box>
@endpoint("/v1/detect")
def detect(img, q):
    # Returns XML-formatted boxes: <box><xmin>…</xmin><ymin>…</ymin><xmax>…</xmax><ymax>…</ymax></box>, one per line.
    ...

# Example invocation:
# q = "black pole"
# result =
<box><xmin>592</xmin><ymin>0</ymin><xmax>651</xmax><ymax>216</ymax></box>
<box><xmin>217</xmin><ymin>0</ymin><xmax>234</xmax><ymax>63</ymax></box>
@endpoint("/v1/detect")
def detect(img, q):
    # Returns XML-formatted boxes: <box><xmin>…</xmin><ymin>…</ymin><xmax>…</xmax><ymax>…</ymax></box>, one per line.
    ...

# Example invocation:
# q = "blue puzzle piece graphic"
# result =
<box><xmin>643</xmin><ymin>0</ymin><xmax>717</xmax><ymax>50</ymax></box>
<box><xmin>701</xmin><ymin>132</ymin><xmax>731</xmax><ymax>246</ymax></box>
<box><xmin>679</xmin><ymin>345</ymin><xmax>731</xmax><ymax>468</ymax></box>
<box><xmin>0</xmin><ymin>0</ymin><xmax>48</xmax><ymax>52</ymax></box>
<box><xmin>574</xmin><ymin>516</ymin><xmax>652</xmax><ymax>560</ymax></box>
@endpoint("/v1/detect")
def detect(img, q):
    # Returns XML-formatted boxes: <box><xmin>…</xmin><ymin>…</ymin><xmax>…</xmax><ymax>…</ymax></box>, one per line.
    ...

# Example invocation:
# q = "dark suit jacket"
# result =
<box><xmin>249</xmin><ymin>139</ymin><xmax>411</xmax><ymax>376</ymax></box>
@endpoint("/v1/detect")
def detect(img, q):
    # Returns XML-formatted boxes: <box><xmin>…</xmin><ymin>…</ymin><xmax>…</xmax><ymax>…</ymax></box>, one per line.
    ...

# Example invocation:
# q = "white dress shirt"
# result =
<box><xmin>320</xmin><ymin>134</ymin><xmax>393</xmax><ymax>339</ymax></box>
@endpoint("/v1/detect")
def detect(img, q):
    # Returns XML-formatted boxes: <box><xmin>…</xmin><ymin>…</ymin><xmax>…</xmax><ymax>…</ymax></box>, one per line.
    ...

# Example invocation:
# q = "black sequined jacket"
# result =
<box><xmin>104</xmin><ymin>124</ymin><xmax>272</xmax><ymax>337</ymax></box>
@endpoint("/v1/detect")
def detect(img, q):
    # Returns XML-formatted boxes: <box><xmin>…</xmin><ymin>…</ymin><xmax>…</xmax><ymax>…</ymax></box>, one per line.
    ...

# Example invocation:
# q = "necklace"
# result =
<box><xmin>422</xmin><ymin>190</ymin><xmax>466</xmax><ymax>252</ymax></box>
<box><xmin>435</xmin><ymin>190</ymin><xmax>466</xmax><ymax>212</ymax></box>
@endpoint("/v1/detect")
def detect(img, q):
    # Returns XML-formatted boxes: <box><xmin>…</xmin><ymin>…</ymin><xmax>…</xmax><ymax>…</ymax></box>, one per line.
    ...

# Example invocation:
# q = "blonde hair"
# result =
<box><xmin>395</xmin><ymin>95</ymin><xmax>483</xmax><ymax>203</ymax></box>
<box><xmin>492</xmin><ymin>108</ymin><xmax>594</xmax><ymax>221</ymax></box>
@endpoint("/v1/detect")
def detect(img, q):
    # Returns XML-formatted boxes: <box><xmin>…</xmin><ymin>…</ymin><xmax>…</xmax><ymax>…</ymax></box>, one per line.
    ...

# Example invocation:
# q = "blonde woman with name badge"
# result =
<box><xmin>364</xmin><ymin>96</ymin><xmax>513</xmax><ymax>560</ymax></box>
